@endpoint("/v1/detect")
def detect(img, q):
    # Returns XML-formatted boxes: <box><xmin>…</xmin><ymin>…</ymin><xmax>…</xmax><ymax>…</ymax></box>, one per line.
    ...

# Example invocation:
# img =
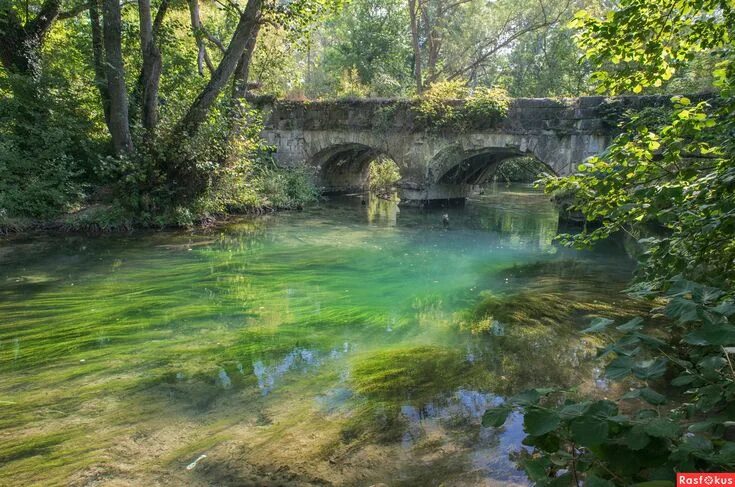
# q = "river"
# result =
<box><xmin>0</xmin><ymin>184</ymin><xmax>642</xmax><ymax>486</ymax></box>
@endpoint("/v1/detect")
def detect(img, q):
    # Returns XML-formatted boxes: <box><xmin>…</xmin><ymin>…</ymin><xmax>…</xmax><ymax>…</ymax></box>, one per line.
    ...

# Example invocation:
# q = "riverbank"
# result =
<box><xmin>0</xmin><ymin>203</ymin><xmax>285</xmax><ymax>236</ymax></box>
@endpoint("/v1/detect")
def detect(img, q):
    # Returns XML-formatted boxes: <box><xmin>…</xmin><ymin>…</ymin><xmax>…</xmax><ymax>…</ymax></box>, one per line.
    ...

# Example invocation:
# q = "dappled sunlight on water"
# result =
<box><xmin>0</xmin><ymin>184</ymin><xmax>639</xmax><ymax>486</ymax></box>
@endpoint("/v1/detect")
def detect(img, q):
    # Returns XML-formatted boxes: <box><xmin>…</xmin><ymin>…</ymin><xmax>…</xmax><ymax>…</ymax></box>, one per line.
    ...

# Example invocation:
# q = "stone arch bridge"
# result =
<box><xmin>257</xmin><ymin>95</ymin><xmax>677</xmax><ymax>204</ymax></box>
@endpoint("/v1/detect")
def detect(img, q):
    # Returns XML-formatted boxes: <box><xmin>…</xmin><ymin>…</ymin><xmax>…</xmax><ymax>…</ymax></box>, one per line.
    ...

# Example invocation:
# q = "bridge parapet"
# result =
<box><xmin>257</xmin><ymin>95</ymin><xmax>683</xmax><ymax>134</ymax></box>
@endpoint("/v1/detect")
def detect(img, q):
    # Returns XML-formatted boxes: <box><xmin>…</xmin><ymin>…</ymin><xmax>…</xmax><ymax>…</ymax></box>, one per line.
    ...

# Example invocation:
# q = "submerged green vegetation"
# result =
<box><xmin>0</xmin><ymin>188</ymin><xmax>641</xmax><ymax>485</ymax></box>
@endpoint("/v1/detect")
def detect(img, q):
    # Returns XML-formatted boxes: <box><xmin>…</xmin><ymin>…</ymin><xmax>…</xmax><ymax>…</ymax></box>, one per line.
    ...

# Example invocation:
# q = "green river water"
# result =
<box><xmin>0</xmin><ymin>185</ymin><xmax>643</xmax><ymax>486</ymax></box>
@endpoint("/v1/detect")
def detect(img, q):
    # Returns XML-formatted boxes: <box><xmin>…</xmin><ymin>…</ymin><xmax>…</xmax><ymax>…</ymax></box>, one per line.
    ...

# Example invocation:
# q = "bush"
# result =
<box><xmin>413</xmin><ymin>80</ymin><xmax>468</xmax><ymax>130</ymax></box>
<box><xmin>0</xmin><ymin>74</ymin><xmax>100</xmax><ymax>218</ymax></box>
<box><xmin>413</xmin><ymin>81</ymin><xmax>509</xmax><ymax>131</ymax></box>
<box><xmin>368</xmin><ymin>157</ymin><xmax>401</xmax><ymax>195</ymax></box>
<box><xmin>464</xmin><ymin>87</ymin><xmax>511</xmax><ymax>128</ymax></box>
<box><xmin>255</xmin><ymin>166</ymin><xmax>320</xmax><ymax>209</ymax></box>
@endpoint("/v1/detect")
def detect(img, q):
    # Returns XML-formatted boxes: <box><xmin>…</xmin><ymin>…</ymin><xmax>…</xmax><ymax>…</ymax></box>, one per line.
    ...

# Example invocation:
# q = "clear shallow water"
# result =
<box><xmin>0</xmin><ymin>185</ymin><xmax>640</xmax><ymax>486</ymax></box>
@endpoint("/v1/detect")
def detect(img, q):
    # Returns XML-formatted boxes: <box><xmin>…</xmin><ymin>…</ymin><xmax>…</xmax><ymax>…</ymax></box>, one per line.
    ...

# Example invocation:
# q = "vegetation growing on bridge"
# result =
<box><xmin>413</xmin><ymin>81</ymin><xmax>511</xmax><ymax>132</ymax></box>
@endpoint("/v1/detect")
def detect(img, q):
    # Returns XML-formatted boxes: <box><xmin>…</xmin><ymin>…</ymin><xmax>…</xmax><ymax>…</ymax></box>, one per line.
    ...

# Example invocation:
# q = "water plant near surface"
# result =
<box><xmin>0</xmin><ymin>187</ymin><xmax>640</xmax><ymax>485</ymax></box>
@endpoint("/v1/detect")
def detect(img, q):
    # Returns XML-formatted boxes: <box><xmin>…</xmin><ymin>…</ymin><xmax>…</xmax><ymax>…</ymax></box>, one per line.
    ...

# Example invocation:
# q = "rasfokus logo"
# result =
<box><xmin>678</xmin><ymin>473</ymin><xmax>735</xmax><ymax>486</ymax></box>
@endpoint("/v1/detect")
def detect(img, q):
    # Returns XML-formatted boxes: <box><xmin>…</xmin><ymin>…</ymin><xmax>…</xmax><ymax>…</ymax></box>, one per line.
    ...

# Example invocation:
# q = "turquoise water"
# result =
<box><xmin>0</xmin><ymin>185</ymin><xmax>638</xmax><ymax>486</ymax></box>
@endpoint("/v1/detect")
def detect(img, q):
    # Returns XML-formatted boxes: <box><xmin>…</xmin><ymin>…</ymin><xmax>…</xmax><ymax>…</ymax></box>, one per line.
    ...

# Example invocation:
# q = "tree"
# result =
<box><xmin>409</xmin><ymin>0</ymin><xmax>574</xmax><ymax>90</ymax></box>
<box><xmin>102</xmin><ymin>0</ymin><xmax>133</xmax><ymax>154</ymax></box>
<box><xmin>482</xmin><ymin>0</ymin><xmax>735</xmax><ymax>483</ymax></box>
<box><xmin>320</xmin><ymin>0</ymin><xmax>412</xmax><ymax>96</ymax></box>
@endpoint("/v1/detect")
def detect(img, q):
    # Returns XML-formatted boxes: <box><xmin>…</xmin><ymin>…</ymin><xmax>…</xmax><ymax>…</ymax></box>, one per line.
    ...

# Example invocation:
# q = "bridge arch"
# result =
<box><xmin>311</xmin><ymin>143</ymin><xmax>400</xmax><ymax>193</ymax></box>
<box><xmin>432</xmin><ymin>146</ymin><xmax>557</xmax><ymax>186</ymax></box>
<box><xmin>427</xmin><ymin>134</ymin><xmax>563</xmax><ymax>187</ymax></box>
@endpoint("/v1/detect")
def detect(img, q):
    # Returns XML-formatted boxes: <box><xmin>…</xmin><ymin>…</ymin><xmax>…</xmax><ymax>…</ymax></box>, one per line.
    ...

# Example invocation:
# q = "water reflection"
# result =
<box><xmin>366</xmin><ymin>192</ymin><xmax>401</xmax><ymax>226</ymax></box>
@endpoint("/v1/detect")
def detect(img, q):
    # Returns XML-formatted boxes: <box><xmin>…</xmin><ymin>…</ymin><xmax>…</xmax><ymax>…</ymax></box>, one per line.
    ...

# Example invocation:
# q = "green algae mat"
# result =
<box><xmin>0</xmin><ymin>186</ymin><xmax>641</xmax><ymax>486</ymax></box>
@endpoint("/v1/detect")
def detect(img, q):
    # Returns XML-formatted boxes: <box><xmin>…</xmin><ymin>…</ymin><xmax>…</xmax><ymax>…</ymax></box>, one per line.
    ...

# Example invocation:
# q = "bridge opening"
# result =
<box><xmin>313</xmin><ymin>143</ymin><xmax>401</xmax><ymax>197</ymax></box>
<box><xmin>422</xmin><ymin>149</ymin><xmax>555</xmax><ymax>207</ymax></box>
<box><xmin>493</xmin><ymin>157</ymin><xmax>552</xmax><ymax>184</ymax></box>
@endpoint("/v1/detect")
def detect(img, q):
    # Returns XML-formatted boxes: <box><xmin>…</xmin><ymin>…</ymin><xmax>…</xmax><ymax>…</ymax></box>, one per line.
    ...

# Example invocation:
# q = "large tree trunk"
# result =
<box><xmin>174</xmin><ymin>0</ymin><xmax>263</xmax><ymax>138</ymax></box>
<box><xmin>89</xmin><ymin>0</ymin><xmax>111</xmax><ymax>127</ymax></box>
<box><xmin>232</xmin><ymin>21</ymin><xmax>261</xmax><ymax>99</ymax></box>
<box><xmin>102</xmin><ymin>0</ymin><xmax>133</xmax><ymax>155</ymax></box>
<box><xmin>138</xmin><ymin>0</ymin><xmax>166</xmax><ymax>138</ymax></box>
<box><xmin>408</xmin><ymin>0</ymin><xmax>423</xmax><ymax>95</ymax></box>
<box><xmin>0</xmin><ymin>0</ymin><xmax>61</xmax><ymax>75</ymax></box>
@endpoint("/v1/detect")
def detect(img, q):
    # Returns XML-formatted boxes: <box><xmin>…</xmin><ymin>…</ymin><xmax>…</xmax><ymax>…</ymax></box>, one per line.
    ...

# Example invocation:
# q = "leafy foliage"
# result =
<box><xmin>0</xmin><ymin>74</ymin><xmax>101</xmax><ymax>218</ymax></box>
<box><xmin>480</xmin><ymin>0</ymin><xmax>735</xmax><ymax>483</ymax></box>
<box><xmin>413</xmin><ymin>81</ymin><xmax>510</xmax><ymax>131</ymax></box>
<box><xmin>368</xmin><ymin>157</ymin><xmax>401</xmax><ymax>195</ymax></box>
<box><xmin>482</xmin><ymin>280</ymin><xmax>735</xmax><ymax>485</ymax></box>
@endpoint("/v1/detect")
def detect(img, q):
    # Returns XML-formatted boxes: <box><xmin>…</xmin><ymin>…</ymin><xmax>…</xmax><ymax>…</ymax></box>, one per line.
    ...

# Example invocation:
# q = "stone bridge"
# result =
<box><xmin>257</xmin><ymin>95</ymin><xmax>677</xmax><ymax>204</ymax></box>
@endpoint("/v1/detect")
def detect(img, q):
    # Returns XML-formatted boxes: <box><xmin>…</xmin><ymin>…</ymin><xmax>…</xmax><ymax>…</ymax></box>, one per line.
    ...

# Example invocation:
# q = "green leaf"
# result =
<box><xmin>684</xmin><ymin>324</ymin><xmax>735</xmax><ymax>346</ymax></box>
<box><xmin>665</xmin><ymin>297</ymin><xmax>700</xmax><ymax>322</ymax></box>
<box><xmin>679</xmin><ymin>433</ymin><xmax>714</xmax><ymax>453</ymax></box>
<box><xmin>639</xmin><ymin>387</ymin><xmax>666</xmax><ymax>405</ymax></box>
<box><xmin>605</xmin><ymin>356</ymin><xmax>634</xmax><ymax>379</ymax></box>
<box><xmin>482</xmin><ymin>406</ymin><xmax>511</xmax><ymax>427</ymax></box>
<box><xmin>571</xmin><ymin>415</ymin><xmax>609</xmax><ymax>446</ymax></box>
<box><xmin>632</xmin><ymin>482</ymin><xmax>675</xmax><ymax>487</ymax></box>
<box><xmin>688</xmin><ymin>418</ymin><xmax>723</xmax><ymax>433</ymax></box>
<box><xmin>559</xmin><ymin>401</ymin><xmax>592</xmax><ymax>419</ymax></box>
<box><xmin>644</xmin><ymin>418</ymin><xmax>680</xmax><ymax>439</ymax></box>
<box><xmin>524</xmin><ymin>407</ymin><xmax>561</xmax><ymax>436</ymax></box>
<box><xmin>671</xmin><ymin>374</ymin><xmax>696</xmax><ymax>387</ymax></box>
<box><xmin>712</xmin><ymin>301</ymin><xmax>735</xmax><ymax>316</ymax></box>
<box><xmin>520</xmin><ymin>456</ymin><xmax>551</xmax><ymax>483</ymax></box>
<box><xmin>632</xmin><ymin>358</ymin><xmax>667</xmax><ymax>380</ymax></box>
<box><xmin>583</xmin><ymin>317</ymin><xmax>615</xmax><ymax>333</ymax></box>
<box><xmin>586</xmin><ymin>474</ymin><xmax>615</xmax><ymax>487</ymax></box>
<box><xmin>622</xmin><ymin>387</ymin><xmax>666</xmax><ymax>406</ymax></box>
<box><xmin>696</xmin><ymin>384</ymin><xmax>723</xmax><ymax>412</ymax></box>
<box><xmin>626</xmin><ymin>424</ymin><xmax>651</xmax><ymax>450</ymax></box>
<box><xmin>715</xmin><ymin>442</ymin><xmax>735</xmax><ymax>466</ymax></box>
<box><xmin>510</xmin><ymin>388</ymin><xmax>553</xmax><ymax>406</ymax></box>
<box><xmin>617</xmin><ymin>317</ymin><xmax>644</xmax><ymax>332</ymax></box>
<box><xmin>699</xmin><ymin>355</ymin><xmax>726</xmax><ymax>380</ymax></box>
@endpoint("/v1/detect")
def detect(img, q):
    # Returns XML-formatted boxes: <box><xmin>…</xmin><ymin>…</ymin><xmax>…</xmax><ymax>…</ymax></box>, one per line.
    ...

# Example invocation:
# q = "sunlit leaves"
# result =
<box><xmin>509</xmin><ymin>0</ymin><xmax>735</xmax><ymax>484</ymax></box>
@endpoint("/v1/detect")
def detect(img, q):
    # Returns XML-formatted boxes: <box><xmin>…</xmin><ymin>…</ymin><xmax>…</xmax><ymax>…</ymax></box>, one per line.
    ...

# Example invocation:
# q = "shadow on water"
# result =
<box><xmin>0</xmin><ymin>184</ymin><xmax>642</xmax><ymax>486</ymax></box>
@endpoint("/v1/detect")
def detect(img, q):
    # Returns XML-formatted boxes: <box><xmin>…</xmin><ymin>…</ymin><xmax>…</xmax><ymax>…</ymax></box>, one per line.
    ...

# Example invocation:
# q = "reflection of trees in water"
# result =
<box><xmin>366</xmin><ymin>192</ymin><xmax>400</xmax><ymax>226</ymax></box>
<box><xmin>462</xmin><ymin>184</ymin><xmax>560</xmax><ymax>250</ymax></box>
